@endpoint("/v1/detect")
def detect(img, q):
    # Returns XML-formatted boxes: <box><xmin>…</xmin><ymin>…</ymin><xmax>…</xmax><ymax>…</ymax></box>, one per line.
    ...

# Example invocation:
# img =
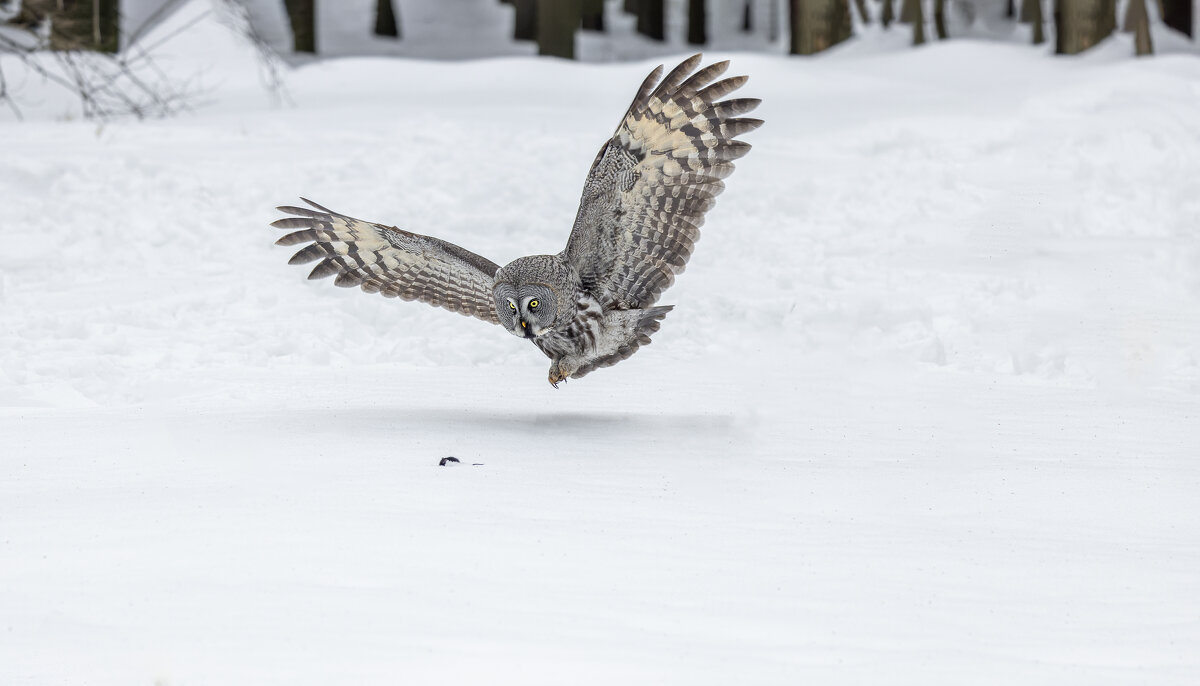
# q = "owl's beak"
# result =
<box><xmin>520</xmin><ymin>320</ymin><xmax>535</xmax><ymax>339</ymax></box>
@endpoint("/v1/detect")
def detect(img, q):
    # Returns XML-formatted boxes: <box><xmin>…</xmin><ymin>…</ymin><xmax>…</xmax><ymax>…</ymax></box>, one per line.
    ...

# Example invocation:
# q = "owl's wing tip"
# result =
<box><xmin>299</xmin><ymin>197</ymin><xmax>336</xmax><ymax>213</ymax></box>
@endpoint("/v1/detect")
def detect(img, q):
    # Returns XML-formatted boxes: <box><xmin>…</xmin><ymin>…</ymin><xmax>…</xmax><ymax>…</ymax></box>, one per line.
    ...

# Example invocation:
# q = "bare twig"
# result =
<box><xmin>1</xmin><ymin>0</ymin><xmax>291</xmax><ymax>120</ymax></box>
<box><xmin>0</xmin><ymin>21</ymin><xmax>206</xmax><ymax>121</ymax></box>
<box><xmin>215</xmin><ymin>0</ymin><xmax>293</xmax><ymax>107</ymax></box>
<box><xmin>0</xmin><ymin>56</ymin><xmax>23</xmax><ymax>120</ymax></box>
<box><xmin>0</xmin><ymin>1</ymin><xmax>262</xmax><ymax>120</ymax></box>
<box><xmin>124</xmin><ymin>0</ymin><xmax>191</xmax><ymax>47</ymax></box>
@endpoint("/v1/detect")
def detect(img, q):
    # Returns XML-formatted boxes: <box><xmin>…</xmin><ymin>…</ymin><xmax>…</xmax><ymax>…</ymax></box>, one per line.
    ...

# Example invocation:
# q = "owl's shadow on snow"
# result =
<box><xmin>408</xmin><ymin>407</ymin><xmax>737</xmax><ymax>435</ymax></box>
<box><xmin>300</xmin><ymin>406</ymin><xmax>740</xmax><ymax>440</ymax></box>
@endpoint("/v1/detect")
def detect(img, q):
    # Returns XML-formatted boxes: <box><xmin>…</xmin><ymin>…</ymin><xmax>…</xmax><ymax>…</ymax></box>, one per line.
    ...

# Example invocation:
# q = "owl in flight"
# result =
<box><xmin>273</xmin><ymin>55</ymin><xmax>761</xmax><ymax>386</ymax></box>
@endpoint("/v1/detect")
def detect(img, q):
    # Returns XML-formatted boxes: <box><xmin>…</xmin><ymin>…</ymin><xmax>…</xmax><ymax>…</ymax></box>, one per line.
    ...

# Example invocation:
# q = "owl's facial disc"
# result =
<box><xmin>493</xmin><ymin>280</ymin><xmax>556</xmax><ymax>339</ymax></box>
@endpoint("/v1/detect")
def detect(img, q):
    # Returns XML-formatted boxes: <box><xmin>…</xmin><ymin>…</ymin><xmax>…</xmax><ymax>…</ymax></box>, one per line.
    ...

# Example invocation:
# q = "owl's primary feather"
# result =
<box><xmin>272</xmin><ymin>55</ymin><xmax>759</xmax><ymax>386</ymax></box>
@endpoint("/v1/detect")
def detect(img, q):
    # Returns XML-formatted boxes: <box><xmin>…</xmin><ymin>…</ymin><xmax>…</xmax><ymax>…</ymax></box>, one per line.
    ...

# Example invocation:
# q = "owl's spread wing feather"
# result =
<box><xmin>563</xmin><ymin>54</ymin><xmax>762</xmax><ymax>309</ymax></box>
<box><xmin>272</xmin><ymin>198</ymin><xmax>502</xmax><ymax>325</ymax></box>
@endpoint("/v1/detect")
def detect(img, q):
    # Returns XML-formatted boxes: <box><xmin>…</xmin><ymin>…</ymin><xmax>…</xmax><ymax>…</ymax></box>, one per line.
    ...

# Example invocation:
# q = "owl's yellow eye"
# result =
<box><xmin>509</xmin><ymin>302</ymin><xmax>516</xmax><ymax>310</ymax></box>
<box><xmin>529</xmin><ymin>299</ymin><xmax>539</xmax><ymax>309</ymax></box>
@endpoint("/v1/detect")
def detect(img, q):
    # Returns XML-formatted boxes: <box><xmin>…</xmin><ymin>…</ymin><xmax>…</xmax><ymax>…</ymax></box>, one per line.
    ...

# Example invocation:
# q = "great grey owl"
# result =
<box><xmin>272</xmin><ymin>54</ymin><xmax>761</xmax><ymax>386</ymax></box>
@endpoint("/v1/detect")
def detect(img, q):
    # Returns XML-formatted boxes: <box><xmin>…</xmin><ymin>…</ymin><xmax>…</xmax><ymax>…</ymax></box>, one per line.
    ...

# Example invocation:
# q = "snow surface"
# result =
<box><xmin>2</xmin><ymin>4</ymin><xmax>1200</xmax><ymax>684</ymax></box>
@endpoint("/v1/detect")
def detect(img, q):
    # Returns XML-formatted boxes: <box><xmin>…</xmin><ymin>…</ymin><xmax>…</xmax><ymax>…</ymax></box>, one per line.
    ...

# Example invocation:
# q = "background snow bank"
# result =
<box><xmin>1</xmin><ymin>7</ymin><xmax>1198</xmax><ymax>685</ymax></box>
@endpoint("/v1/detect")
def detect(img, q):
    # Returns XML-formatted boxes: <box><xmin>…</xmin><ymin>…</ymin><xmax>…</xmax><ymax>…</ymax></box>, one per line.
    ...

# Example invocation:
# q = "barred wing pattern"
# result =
<box><xmin>564</xmin><ymin>54</ymin><xmax>762</xmax><ymax>309</ymax></box>
<box><xmin>272</xmin><ymin>199</ymin><xmax>502</xmax><ymax>325</ymax></box>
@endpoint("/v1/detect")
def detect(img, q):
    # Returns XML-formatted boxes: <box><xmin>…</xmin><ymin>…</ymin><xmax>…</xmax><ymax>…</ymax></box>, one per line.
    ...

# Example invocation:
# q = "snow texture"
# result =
<box><xmin>2</xmin><ymin>3</ymin><xmax>1199</xmax><ymax>684</ymax></box>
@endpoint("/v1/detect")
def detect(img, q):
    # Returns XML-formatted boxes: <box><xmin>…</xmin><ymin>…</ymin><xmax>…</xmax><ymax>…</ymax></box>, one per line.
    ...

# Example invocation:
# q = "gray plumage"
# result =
<box><xmin>272</xmin><ymin>54</ymin><xmax>761</xmax><ymax>386</ymax></box>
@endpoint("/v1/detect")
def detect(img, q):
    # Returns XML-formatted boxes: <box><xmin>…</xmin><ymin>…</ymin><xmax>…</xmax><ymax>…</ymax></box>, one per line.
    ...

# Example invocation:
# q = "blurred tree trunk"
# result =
<box><xmin>1102</xmin><ymin>0</ymin><xmax>1117</xmax><ymax>36</ymax></box>
<box><xmin>688</xmin><ymin>0</ymin><xmax>708</xmax><ymax>43</ymax></box>
<box><xmin>17</xmin><ymin>0</ymin><xmax>121</xmax><ymax>52</ymax></box>
<box><xmin>513</xmin><ymin>0</ymin><xmax>537</xmax><ymax>40</ymax></box>
<box><xmin>1006</xmin><ymin>0</ymin><xmax>1016</xmax><ymax>18</ymax></box>
<box><xmin>854</xmin><ymin>0</ymin><xmax>870</xmax><ymax>24</ymax></box>
<box><xmin>283</xmin><ymin>0</ymin><xmax>316</xmax><ymax>53</ymax></box>
<box><xmin>789</xmin><ymin>0</ymin><xmax>852</xmax><ymax>54</ymax></box>
<box><xmin>1123</xmin><ymin>0</ymin><xmax>1154</xmax><ymax>54</ymax></box>
<box><xmin>1121</xmin><ymin>0</ymin><xmax>1135</xmax><ymax>29</ymax></box>
<box><xmin>538</xmin><ymin>0</ymin><xmax>580</xmax><ymax>58</ymax></box>
<box><xmin>900</xmin><ymin>0</ymin><xmax>925</xmax><ymax>44</ymax></box>
<box><xmin>374</xmin><ymin>0</ymin><xmax>400</xmax><ymax>38</ymax></box>
<box><xmin>743</xmin><ymin>0</ymin><xmax>753</xmax><ymax>30</ymax></box>
<box><xmin>933</xmin><ymin>0</ymin><xmax>946</xmax><ymax>37</ymax></box>
<box><xmin>1054</xmin><ymin>0</ymin><xmax>1114</xmax><ymax>54</ymax></box>
<box><xmin>582</xmin><ymin>0</ymin><xmax>605</xmax><ymax>30</ymax></box>
<box><xmin>1159</xmin><ymin>0</ymin><xmax>1191</xmax><ymax>37</ymax></box>
<box><xmin>637</xmin><ymin>0</ymin><xmax>665</xmax><ymax>39</ymax></box>
<box><xmin>882</xmin><ymin>0</ymin><xmax>895</xmax><ymax>27</ymax></box>
<box><xmin>1020</xmin><ymin>0</ymin><xmax>1046</xmax><ymax>43</ymax></box>
<box><xmin>624</xmin><ymin>0</ymin><xmax>639</xmax><ymax>13</ymax></box>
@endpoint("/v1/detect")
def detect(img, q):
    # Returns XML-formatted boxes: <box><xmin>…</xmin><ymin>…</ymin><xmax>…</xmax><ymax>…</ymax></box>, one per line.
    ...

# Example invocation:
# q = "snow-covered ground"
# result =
<box><xmin>2</xmin><ymin>5</ymin><xmax>1199</xmax><ymax>685</ymax></box>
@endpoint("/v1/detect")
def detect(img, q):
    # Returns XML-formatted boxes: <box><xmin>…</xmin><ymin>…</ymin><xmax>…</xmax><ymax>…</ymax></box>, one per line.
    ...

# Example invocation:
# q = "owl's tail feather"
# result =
<box><xmin>568</xmin><ymin>305</ymin><xmax>673</xmax><ymax>380</ymax></box>
<box><xmin>633</xmin><ymin>305</ymin><xmax>673</xmax><ymax>346</ymax></box>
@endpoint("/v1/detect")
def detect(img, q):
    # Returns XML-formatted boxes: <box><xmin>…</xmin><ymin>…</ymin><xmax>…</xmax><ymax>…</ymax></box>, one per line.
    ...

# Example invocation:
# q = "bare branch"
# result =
<box><xmin>0</xmin><ymin>5</ymin><xmax>209</xmax><ymax>121</ymax></box>
<box><xmin>0</xmin><ymin>56</ymin><xmax>24</xmax><ymax>120</ymax></box>
<box><xmin>214</xmin><ymin>0</ymin><xmax>293</xmax><ymax>107</ymax></box>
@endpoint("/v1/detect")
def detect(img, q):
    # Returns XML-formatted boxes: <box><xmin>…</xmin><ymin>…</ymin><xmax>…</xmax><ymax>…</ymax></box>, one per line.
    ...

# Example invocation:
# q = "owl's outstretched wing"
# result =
<box><xmin>563</xmin><ymin>54</ymin><xmax>762</xmax><ymax>309</ymax></box>
<box><xmin>272</xmin><ymin>198</ymin><xmax>502</xmax><ymax>325</ymax></box>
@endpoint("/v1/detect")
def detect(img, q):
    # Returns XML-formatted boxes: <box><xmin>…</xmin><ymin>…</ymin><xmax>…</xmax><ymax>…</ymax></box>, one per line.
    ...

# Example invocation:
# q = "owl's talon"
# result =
<box><xmin>548</xmin><ymin>364</ymin><xmax>571</xmax><ymax>388</ymax></box>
